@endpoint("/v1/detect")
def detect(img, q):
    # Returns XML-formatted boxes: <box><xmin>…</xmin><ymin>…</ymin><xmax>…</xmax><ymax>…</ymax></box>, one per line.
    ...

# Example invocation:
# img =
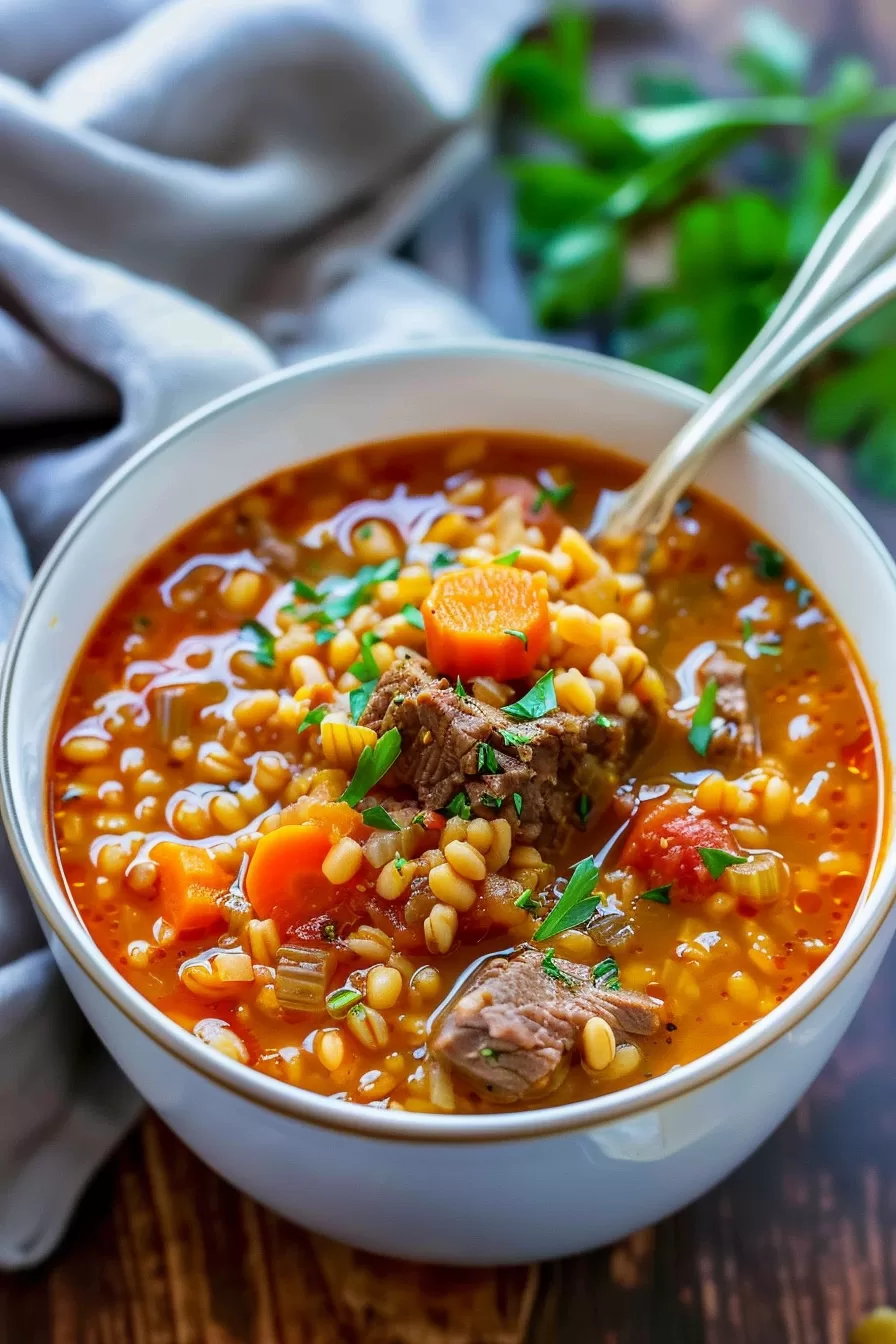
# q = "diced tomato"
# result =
<box><xmin>621</xmin><ymin>795</ymin><xmax>741</xmax><ymax>902</ymax></box>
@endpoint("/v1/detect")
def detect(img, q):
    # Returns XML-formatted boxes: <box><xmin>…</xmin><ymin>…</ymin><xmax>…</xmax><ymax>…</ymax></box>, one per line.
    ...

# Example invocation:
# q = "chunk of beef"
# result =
<box><xmin>360</xmin><ymin>660</ymin><xmax>654</xmax><ymax>846</ymax></box>
<box><xmin>431</xmin><ymin>947</ymin><xmax>661</xmax><ymax>1103</ymax></box>
<box><xmin>698</xmin><ymin>649</ymin><xmax>758</xmax><ymax>763</ymax></box>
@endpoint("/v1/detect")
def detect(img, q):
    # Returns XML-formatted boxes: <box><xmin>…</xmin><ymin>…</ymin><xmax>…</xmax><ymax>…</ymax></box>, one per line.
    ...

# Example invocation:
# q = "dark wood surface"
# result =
<box><xmin>4</xmin><ymin>1</ymin><xmax>896</xmax><ymax>1341</ymax></box>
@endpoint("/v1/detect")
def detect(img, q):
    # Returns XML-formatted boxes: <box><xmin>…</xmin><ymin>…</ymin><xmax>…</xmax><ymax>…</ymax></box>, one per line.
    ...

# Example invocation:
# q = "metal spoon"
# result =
<box><xmin>598</xmin><ymin>121</ymin><xmax>896</xmax><ymax>544</ymax></box>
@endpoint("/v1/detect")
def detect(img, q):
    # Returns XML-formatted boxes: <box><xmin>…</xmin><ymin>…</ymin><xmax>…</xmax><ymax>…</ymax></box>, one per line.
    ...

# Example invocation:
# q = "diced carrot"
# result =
<box><xmin>422</xmin><ymin>564</ymin><xmax>549</xmax><ymax>681</ymax></box>
<box><xmin>621</xmin><ymin>796</ymin><xmax>740</xmax><ymax>903</ymax></box>
<box><xmin>246</xmin><ymin>823</ymin><xmax>341</xmax><ymax>927</ymax></box>
<box><xmin>154</xmin><ymin>842</ymin><xmax>231</xmax><ymax>935</ymax></box>
<box><xmin>278</xmin><ymin>798</ymin><xmax>363</xmax><ymax>840</ymax></box>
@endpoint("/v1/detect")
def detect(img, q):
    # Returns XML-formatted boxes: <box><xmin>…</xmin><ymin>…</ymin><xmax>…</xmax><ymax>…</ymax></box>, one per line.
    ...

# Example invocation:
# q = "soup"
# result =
<box><xmin>49</xmin><ymin>433</ymin><xmax>882</xmax><ymax>1113</ymax></box>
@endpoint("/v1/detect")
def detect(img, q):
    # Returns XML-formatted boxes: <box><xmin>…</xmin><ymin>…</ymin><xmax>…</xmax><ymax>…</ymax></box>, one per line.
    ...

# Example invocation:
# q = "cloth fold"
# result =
<box><xmin>0</xmin><ymin>0</ymin><xmax>540</xmax><ymax>1268</ymax></box>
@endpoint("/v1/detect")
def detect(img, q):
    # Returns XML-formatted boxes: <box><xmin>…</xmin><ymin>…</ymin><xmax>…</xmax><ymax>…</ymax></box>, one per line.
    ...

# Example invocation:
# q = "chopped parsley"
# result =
<box><xmin>349</xmin><ymin>631</ymin><xmax>382</xmax><ymax>681</ymax></box>
<box><xmin>699</xmin><ymin>847</ymin><xmax>749</xmax><ymax>880</ymax></box>
<box><xmin>401</xmin><ymin>603</ymin><xmax>425</xmax><ymax>630</ymax></box>
<box><xmin>742</xmin><ymin>617</ymin><xmax>781</xmax><ymax>658</ymax></box>
<box><xmin>431</xmin><ymin>548</ymin><xmax>457</xmax><ymax>573</ymax></box>
<box><xmin>494</xmin><ymin>549</ymin><xmax>520</xmax><ymax>566</ymax></box>
<box><xmin>455</xmin><ymin>677</ymin><xmax>469</xmax><ymax>700</ymax></box>
<box><xmin>640</xmin><ymin>884</ymin><xmax>672</xmax><ymax>904</ymax></box>
<box><xmin>480</xmin><ymin>1046</ymin><xmax>498</xmax><ymax>1059</ymax></box>
<box><xmin>480</xmin><ymin>792</ymin><xmax>503</xmax><ymax>809</ymax></box>
<box><xmin>292</xmin><ymin>578</ymin><xmax>321</xmax><ymax>602</ymax></box>
<box><xmin>514</xmin><ymin>888</ymin><xmax>538</xmax><ymax>911</ymax></box>
<box><xmin>326</xmin><ymin>987</ymin><xmax>362</xmax><ymax>1018</ymax></box>
<box><xmin>749</xmin><ymin>540</ymin><xmax>785</xmax><ymax>580</ymax></box>
<box><xmin>512</xmin><ymin>792</ymin><xmax>524</xmax><ymax>818</ymax></box>
<box><xmin>240</xmin><ymin>619</ymin><xmax>276</xmax><ymax>667</ymax></box>
<box><xmin>298</xmin><ymin>704</ymin><xmax>328</xmax><ymax>734</ymax></box>
<box><xmin>301</xmin><ymin>557</ymin><xmax>400</xmax><ymax>625</ymax></box>
<box><xmin>394</xmin><ymin>855</ymin><xmax>409</xmax><ymax>873</ymax></box>
<box><xmin>593</xmin><ymin>712</ymin><xmax>612</xmax><ymax>729</ymax></box>
<box><xmin>533</xmin><ymin>474</ymin><xmax>575</xmax><ymax>514</ymax></box>
<box><xmin>357</xmin><ymin>524</ymin><xmax>374</xmax><ymax>540</ymax></box>
<box><xmin>321</xmin><ymin>920</ymin><xmax>338</xmax><ymax>943</ymax></box>
<box><xmin>591</xmin><ymin>957</ymin><xmax>621</xmax><ymax>990</ymax></box>
<box><xmin>503</xmin><ymin>628</ymin><xmax>528</xmax><ymax>649</ymax></box>
<box><xmin>576</xmin><ymin>793</ymin><xmax>591</xmax><ymax>824</ymax></box>
<box><xmin>688</xmin><ymin>677</ymin><xmax>718</xmax><ymax>756</ymax></box>
<box><xmin>504</xmin><ymin>670</ymin><xmax>557</xmax><ymax>721</ymax></box>
<box><xmin>360</xmin><ymin>805</ymin><xmax>400</xmax><ymax>831</ymax></box>
<box><xmin>541</xmin><ymin>947</ymin><xmax>581</xmax><ymax>989</ymax></box>
<box><xmin>349</xmin><ymin>679</ymin><xmax>378</xmax><ymax>723</ymax></box>
<box><xmin>412</xmin><ymin>812</ymin><xmax>427</xmax><ymax>828</ymax></box>
<box><xmin>340</xmin><ymin>727</ymin><xmax>402</xmax><ymax>807</ymax></box>
<box><xmin>476</xmin><ymin>742</ymin><xmax>501</xmax><ymax>775</ymax></box>
<box><xmin>500</xmin><ymin>727</ymin><xmax>533</xmax><ymax>747</ymax></box>
<box><xmin>314</xmin><ymin>628</ymin><xmax>335</xmax><ymax>645</ymax></box>
<box><xmin>533</xmin><ymin>855</ymin><xmax>602</xmax><ymax>942</ymax></box>
<box><xmin>445</xmin><ymin>791</ymin><xmax>472</xmax><ymax>820</ymax></box>
<box><xmin>784</xmin><ymin>576</ymin><xmax>813</xmax><ymax>608</ymax></box>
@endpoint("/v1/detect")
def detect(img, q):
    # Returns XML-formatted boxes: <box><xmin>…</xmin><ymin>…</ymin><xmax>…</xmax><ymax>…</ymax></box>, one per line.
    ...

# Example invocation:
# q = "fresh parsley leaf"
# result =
<box><xmin>445</xmin><ymin>791</ymin><xmax>472</xmax><ymax>820</ymax></box>
<box><xmin>240</xmin><ymin>620</ymin><xmax>276</xmax><ymax>667</ymax></box>
<box><xmin>431</xmin><ymin>548</ymin><xmax>457</xmax><ymax>573</ymax></box>
<box><xmin>349</xmin><ymin>679</ymin><xmax>378</xmax><ymax>723</ymax></box>
<box><xmin>503</xmin><ymin>628</ymin><xmax>528</xmax><ymax>649</ymax></box>
<box><xmin>513</xmin><ymin>792</ymin><xmax>524</xmax><ymax>818</ymax></box>
<box><xmin>688</xmin><ymin>677</ymin><xmax>718</xmax><ymax>756</ymax></box>
<box><xmin>494</xmin><ymin>549</ymin><xmax>521</xmax><ymax>566</ymax></box>
<box><xmin>477</xmin><ymin>742</ymin><xmax>501</xmax><ymax>775</ymax></box>
<box><xmin>298</xmin><ymin>704</ymin><xmax>328</xmax><ymax>734</ymax></box>
<box><xmin>699</xmin><ymin>847</ymin><xmax>749</xmax><ymax>880</ymax></box>
<box><xmin>314</xmin><ymin>628</ymin><xmax>335</xmax><ymax>645</ymax></box>
<box><xmin>455</xmin><ymin>677</ymin><xmax>469</xmax><ymax>700</ymax></box>
<box><xmin>310</xmin><ymin>558</ymin><xmax>401</xmax><ymax>625</ymax></box>
<box><xmin>479</xmin><ymin>792</ymin><xmax>503</xmax><ymax>809</ymax></box>
<box><xmin>504</xmin><ymin>670</ymin><xmax>557</xmax><ymax>721</ymax></box>
<box><xmin>591</xmin><ymin>956</ymin><xmax>621</xmax><ymax>989</ymax></box>
<box><xmin>541</xmin><ymin>947</ymin><xmax>581</xmax><ymax>989</ymax></box>
<box><xmin>361</xmin><ymin>805</ymin><xmax>400</xmax><ymax>831</ymax></box>
<box><xmin>402</xmin><ymin>603</ymin><xmax>425</xmax><ymax>630</ymax></box>
<box><xmin>394</xmin><ymin>855</ymin><xmax>409</xmax><ymax>872</ymax></box>
<box><xmin>293</xmin><ymin>578</ymin><xmax>321</xmax><ymax>602</ymax></box>
<box><xmin>593</xmin><ymin>712</ymin><xmax>612</xmax><ymax>729</ymax></box>
<box><xmin>749</xmin><ymin>541</ymin><xmax>786</xmax><ymax>580</ymax></box>
<box><xmin>480</xmin><ymin>1046</ymin><xmax>498</xmax><ymax>1059</ymax></box>
<box><xmin>533</xmin><ymin>855</ymin><xmax>602</xmax><ymax>941</ymax></box>
<box><xmin>412</xmin><ymin>812</ymin><xmax>427</xmax><ymax>828</ymax></box>
<box><xmin>641</xmin><ymin>884</ymin><xmax>672</xmax><ymax>904</ymax></box>
<box><xmin>500</xmin><ymin>728</ymin><xmax>533</xmax><ymax>747</ymax></box>
<box><xmin>349</xmin><ymin>631</ymin><xmax>382</xmax><ymax>682</ymax></box>
<box><xmin>515</xmin><ymin>888</ymin><xmax>539</xmax><ymax>911</ymax></box>
<box><xmin>742</xmin><ymin>618</ymin><xmax>782</xmax><ymax>658</ymax></box>
<box><xmin>532</xmin><ymin>474</ymin><xmax>576</xmax><ymax>513</ymax></box>
<box><xmin>340</xmin><ymin>727</ymin><xmax>402</xmax><ymax>808</ymax></box>
<box><xmin>576</xmin><ymin>793</ymin><xmax>591</xmax><ymax>824</ymax></box>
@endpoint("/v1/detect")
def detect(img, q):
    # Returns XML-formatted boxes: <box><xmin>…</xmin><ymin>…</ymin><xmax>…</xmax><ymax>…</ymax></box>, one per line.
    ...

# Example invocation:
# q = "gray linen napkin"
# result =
<box><xmin>0</xmin><ymin>0</ymin><xmax>541</xmax><ymax>1267</ymax></box>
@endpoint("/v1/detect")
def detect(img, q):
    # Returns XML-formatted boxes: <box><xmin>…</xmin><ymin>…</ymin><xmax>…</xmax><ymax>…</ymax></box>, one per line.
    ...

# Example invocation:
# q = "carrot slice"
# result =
<box><xmin>422</xmin><ymin>564</ymin><xmax>549</xmax><ymax>680</ymax></box>
<box><xmin>154</xmin><ymin>842</ymin><xmax>231</xmax><ymax>935</ymax></box>
<box><xmin>246</xmin><ymin>823</ymin><xmax>339</xmax><ymax>927</ymax></box>
<box><xmin>278</xmin><ymin>798</ymin><xmax>363</xmax><ymax>840</ymax></box>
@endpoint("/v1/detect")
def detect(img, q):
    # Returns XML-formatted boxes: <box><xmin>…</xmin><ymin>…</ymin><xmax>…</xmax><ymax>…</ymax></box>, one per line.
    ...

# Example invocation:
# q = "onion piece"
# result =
<box><xmin>275</xmin><ymin>945</ymin><xmax>337</xmax><ymax>1012</ymax></box>
<box><xmin>723</xmin><ymin>851</ymin><xmax>789</xmax><ymax>904</ymax></box>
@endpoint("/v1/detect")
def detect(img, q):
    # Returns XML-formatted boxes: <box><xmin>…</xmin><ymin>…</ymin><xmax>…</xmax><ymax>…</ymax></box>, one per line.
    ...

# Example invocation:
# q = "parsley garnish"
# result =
<box><xmin>402</xmin><ymin>603</ymin><xmax>425</xmax><ymax>630</ymax></box>
<box><xmin>293</xmin><ymin>578</ymin><xmax>321</xmax><ymax>602</ymax></box>
<box><xmin>515</xmin><ymin>888</ymin><xmax>538</xmax><ymax>911</ymax></box>
<box><xmin>541</xmin><ymin>948</ymin><xmax>581</xmax><ymax>989</ymax></box>
<box><xmin>480</xmin><ymin>1046</ymin><xmax>498</xmax><ymax>1059</ymax></box>
<box><xmin>593</xmin><ymin>712</ymin><xmax>612</xmax><ymax>729</ymax></box>
<box><xmin>431</xmin><ymin>548</ymin><xmax>457</xmax><ymax>573</ymax></box>
<box><xmin>533</xmin><ymin>856</ymin><xmax>602</xmax><ymax>941</ymax></box>
<box><xmin>298</xmin><ymin>705</ymin><xmax>328</xmax><ymax>734</ymax></box>
<box><xmin>340</xmin><ymin>727</ymin><xmax>402</xmax><ymax>807</ymax></box>
<box><xmin>784</xmin><ymin>576</ymin><xmax>814</xmax><ymax>608</ymax></box>
<box><xmin>240</xmin><ymin>619</ymin><xmax>276</xmax><ymax>667</ymax></box>
<box><xmin>513</xmin><ymin>792</ymin><xmax>524</xmax><ymax>818</ymax></box>
<box><xmin>394</xmin><ymin>855</ymin><xmax>409</xmax><ymax>872</ymax></box>
<box><xmin>361</xmin><ymin>805</ymin><xmax>400</xmax><ymax>831</ymax></box>
<box><xmin>326</xmin><ymin>987</ymin><xmax>363</xmax><ymax>1018</ymax></box>
<box><xmin>321</xmin><ymin>920</ymin><xmax>337</xmax><ymax>943</ymax></box>
<box><xmin>504</xmin><ymin>670</ymin><xmax>557</xmax><ymax>721</ymax></box>
<box><xmin>742</xmin><ymin>617</ymin><xmax>781</xmax><ymax>658</ymax></box>
<box><xmin>477</xmin><ymin>742</ymin><xmax>501</xmax><ymax>775</ymax></box>
<box><xmin>500</xmin><ymin>728</ymin><xmax>533</xmax><ymax>747</ymax></box>
<box><xmin>480</xmin><ymin>792</ymin><xmax>503</xmax><ymax>809</ymax></box>
<box><xmin>688</xmin><ymin>677</ymin><xmax>718</xmax><ymax>756</ymax></box>
<box><xmin>641</xmin><ymin>884</ymin><xmax>672</xmax><ymax>904</ymax></box>
<box><xmin>591</xmin><ymin>957</ymin><xmax>621</xmax><ymax>990</ymax></box>
<box><xmin>357</xmin><ymin>524</ymin><xmax>374</xmax><ymax>540</ymax></box>
<box><xmin>349</xmin><ymin>679</ymin><xmax>377</xmax><ymax>723</ymax></box>
<box><xmin>314</xmin><ymin>628</ymin><xmax>335</xmax><ymax>645</ymax></box>
<box><xmin>503</xmin><ymin>628</ymin><xmax>528</xmax><ymax>649</ymax></box>
<box><xmin>749</xmin><ymin>541</ymin><xmax>786</xmax><ymax>580</ymax></box>
<box><xmin>445</xmin><ymin>791</ymin><xmax>472</xmax><ymax>820</ymax></box>
<box><xmin>455</xmin><ymin>677</ymin><xmax>469</xmax><ymax>700</ymax></box>
<box><xmin>533</xmin><ymin>475</ymin><xmax>575</xmax><ymax>514</ymax></box>
<box><xmin>412</xmin><ymin>812</ymin><xmax>427</xmax><ymax>828</ymax></box>
<box><xmin>699</xmin><ymin>847</ymin><xmax>749</xmax><ymax>879</ymax></box>
<box><xmin>576</xmin><ymin>794</ymin><xmax>591</xmax><ymax>824</ymax></box>
<box><xmin>349</xmin><ymin>631</ymin><xmax>382</xmax><ymax>682</ymax></box>
<box><xmin>303</xmin><ymin>558</ymin><xmax>400</xmax><ymax>626</ymax></box>
<box><xmin>494</xmin><ymin>549</ymin><xmax>521</xmax><ymax>566</ymax></box>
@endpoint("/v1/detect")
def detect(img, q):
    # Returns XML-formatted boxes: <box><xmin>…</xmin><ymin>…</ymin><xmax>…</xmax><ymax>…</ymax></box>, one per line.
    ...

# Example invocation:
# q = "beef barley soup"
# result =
<box><xmin>50</xmin><ymin>432</ymin><xmax>883</xmax><ymax>1113</ymax></box>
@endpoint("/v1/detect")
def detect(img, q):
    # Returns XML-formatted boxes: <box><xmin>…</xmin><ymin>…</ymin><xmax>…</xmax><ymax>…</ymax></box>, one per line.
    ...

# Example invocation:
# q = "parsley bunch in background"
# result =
<box><xmin>492</xmin><ymin>8</ymin><xmax>896</xmax><ymax>491</ymax></box>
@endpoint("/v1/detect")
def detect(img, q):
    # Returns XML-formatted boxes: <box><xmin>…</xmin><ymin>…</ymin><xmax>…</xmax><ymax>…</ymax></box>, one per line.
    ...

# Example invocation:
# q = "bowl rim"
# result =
<box><xmin>2</xmin><ymin>337</ymin><xmax>894</xmax><ymax>1145</ymax></box>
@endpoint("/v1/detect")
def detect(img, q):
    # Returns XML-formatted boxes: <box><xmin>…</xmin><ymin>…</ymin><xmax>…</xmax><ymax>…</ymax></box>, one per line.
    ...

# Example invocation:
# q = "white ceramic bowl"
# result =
<box><xmin>2</xmin><ymin>341</ymin><xmax>895</xmax><ymax>1266</ymax></box>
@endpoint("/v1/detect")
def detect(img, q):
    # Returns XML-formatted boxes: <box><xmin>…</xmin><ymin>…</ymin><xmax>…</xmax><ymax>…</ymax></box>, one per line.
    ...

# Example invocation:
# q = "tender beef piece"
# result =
<box><xmin>698</xmin><ymin>649</ymin><xmax>758</xmax><ymax>763</ymax></box>
<box><xmin>431</xmin><ymin>947</ymin><xmax>661</xmax><ymax>1103</ymax></box>
<box><xmin>360</xmin><ymin>660</ymin><xmax>654</xmax><ymax>846</ymax></box>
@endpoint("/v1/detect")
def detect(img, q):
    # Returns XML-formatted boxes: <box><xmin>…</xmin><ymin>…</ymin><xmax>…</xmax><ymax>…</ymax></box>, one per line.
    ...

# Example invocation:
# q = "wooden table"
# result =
<box><xmin>3</xmin><ymin>1</ymin><xmax>896</xmax><ymax>1340</ymax></box>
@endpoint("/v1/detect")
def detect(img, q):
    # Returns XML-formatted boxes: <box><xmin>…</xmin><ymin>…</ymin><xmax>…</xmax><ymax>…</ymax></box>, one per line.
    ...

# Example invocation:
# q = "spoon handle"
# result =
<box><xmin>601</xmin><ymin>121</ymin><xmax>896</xmax><ymax>543</ymax></box>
